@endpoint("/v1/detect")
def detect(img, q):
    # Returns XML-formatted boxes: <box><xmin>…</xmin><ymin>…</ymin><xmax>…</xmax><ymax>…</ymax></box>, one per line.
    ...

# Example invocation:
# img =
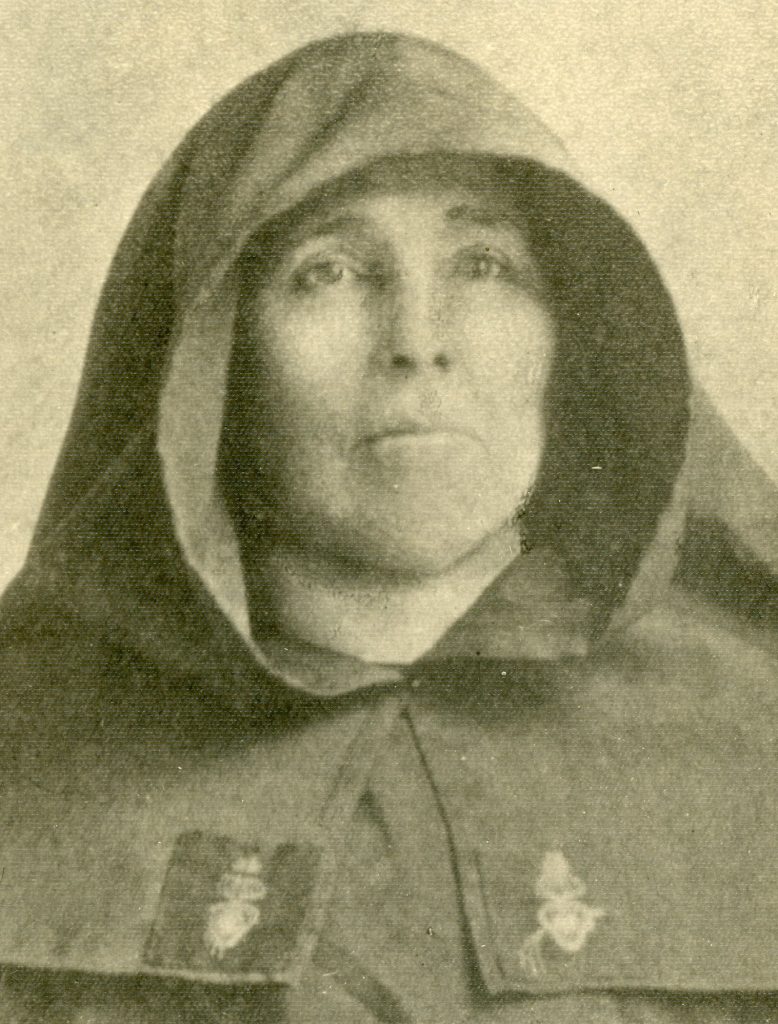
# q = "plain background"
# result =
<box><xmin>1</xmin><ymin>0</ymin><xmax>776</xmax><ymax>590</ymax></box>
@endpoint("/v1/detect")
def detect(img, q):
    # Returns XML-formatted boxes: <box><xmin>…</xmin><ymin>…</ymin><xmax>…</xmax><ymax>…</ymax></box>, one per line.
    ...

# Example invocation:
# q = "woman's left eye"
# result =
<box><xmin>457</xmin><ymin>250</ymin><xmax>512</xmax><ymax>281</ymax></box>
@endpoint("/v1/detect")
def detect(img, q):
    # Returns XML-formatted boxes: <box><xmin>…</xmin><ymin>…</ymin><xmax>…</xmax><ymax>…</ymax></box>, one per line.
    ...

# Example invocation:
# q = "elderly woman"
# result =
<box><xmin>1</xmin><ymin>30</ymin><xmax>777</xmax><ymax>1024</ymax></box>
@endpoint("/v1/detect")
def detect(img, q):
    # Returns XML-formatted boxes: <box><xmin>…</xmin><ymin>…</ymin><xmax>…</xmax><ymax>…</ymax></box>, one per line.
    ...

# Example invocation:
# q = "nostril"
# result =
<box><xmin>390</xmin><ymin>353</ymin><xmax>415</xmax><ymax>370</ymax></box>
<box><xmin>433</xmin><ymin>353</ymin><xmax>451</xmax><ymax>371</ymax></box>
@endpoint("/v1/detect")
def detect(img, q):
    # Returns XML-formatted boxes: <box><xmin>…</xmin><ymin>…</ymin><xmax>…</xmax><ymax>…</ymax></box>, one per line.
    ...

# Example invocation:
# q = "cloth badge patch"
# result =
<box><xmin>144</xmin><ymin>831</ymin><xmax>323</xmax><ymax>978</ymax></box>
<box><xmin>463</xmin><ymin>845</ymin><xmax>608</xmax><ymax>994</ymax></box>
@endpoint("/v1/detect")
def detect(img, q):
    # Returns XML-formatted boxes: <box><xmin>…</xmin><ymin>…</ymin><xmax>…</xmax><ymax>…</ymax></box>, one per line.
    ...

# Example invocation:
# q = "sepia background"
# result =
<box><xmin>1</xmin><ymin>0</ymin><xmax>776</xmax><ymax>590</ymax></box>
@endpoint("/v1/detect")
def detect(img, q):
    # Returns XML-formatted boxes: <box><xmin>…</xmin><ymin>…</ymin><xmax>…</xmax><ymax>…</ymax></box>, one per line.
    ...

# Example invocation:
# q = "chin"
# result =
<box><xmin>323</xmin><ymin>508</ymin><xmax>517</xmax><ymax>582</ymax></box>
<box><xmin>347</xmin><ymin>540</ymin><xmax>473</xmax><ymax>582</ymax></box>
<box><xmin>275</xmin><ymin>471</ymin><xmax>532</xmax><ymax>581</ymax></box>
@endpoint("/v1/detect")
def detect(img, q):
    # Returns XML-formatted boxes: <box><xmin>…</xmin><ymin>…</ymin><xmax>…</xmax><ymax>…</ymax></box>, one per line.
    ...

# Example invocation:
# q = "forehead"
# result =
<box><xmin>249</xmin><ymin>154</ymin><xmax>533</xmax><ymax>257</ymax></box>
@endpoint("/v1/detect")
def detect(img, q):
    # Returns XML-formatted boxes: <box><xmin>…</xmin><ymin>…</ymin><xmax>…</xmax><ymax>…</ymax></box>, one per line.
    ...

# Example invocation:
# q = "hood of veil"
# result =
<box><xmin>3</xmin><ymin>31</ymin><xmax>777</xmax><ymax>708</ymax></box>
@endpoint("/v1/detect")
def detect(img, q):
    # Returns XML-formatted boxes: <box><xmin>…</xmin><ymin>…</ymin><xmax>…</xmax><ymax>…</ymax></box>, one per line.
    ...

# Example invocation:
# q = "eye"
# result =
<box><xmin>456</xmin><ymin>248</ymin><xmax>514</xmax><ymax>281</ymax></box>
<box><xmin>293</xmin><ymin>258</ymin><xmax>354</xmax><ymax>292</ymax></box>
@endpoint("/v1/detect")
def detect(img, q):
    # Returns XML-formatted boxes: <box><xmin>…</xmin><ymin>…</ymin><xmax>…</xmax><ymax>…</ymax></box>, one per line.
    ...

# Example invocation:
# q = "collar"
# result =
<box><xmin>244</xmin><ymin>544</ymin><xmax>597</xmax><ymax>701</ymax></box>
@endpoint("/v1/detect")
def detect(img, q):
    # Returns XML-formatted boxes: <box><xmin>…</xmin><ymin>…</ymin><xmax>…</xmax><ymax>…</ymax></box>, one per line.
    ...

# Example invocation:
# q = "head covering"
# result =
<box><xmin>2</xmin><ymin>31</ymin><xmax>776</xmax><ymax>707</ymax></box>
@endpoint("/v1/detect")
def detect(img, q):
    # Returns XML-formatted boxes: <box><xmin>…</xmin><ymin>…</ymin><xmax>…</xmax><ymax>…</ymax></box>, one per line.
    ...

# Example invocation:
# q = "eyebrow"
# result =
<box><xmin>247</xmin><ymin>202</ymin><xmax>532</xmax><ymax>266</ymax></box>
<box><xmin>287</xmin><ymin>212</ymin><xmax>374</xmax><ymax>244</ymax></box>
<box><xmin>445</xmin><ymin>203</ymin><xmax>525</xmax><ymax>232</ymax></box>
<box><xmin>290</xmin><ymin>204</ymin><xmax>527</xmax><ymax>243</ymax></box>
<box><xmin>240</xmin><ymin>212</ymin><xmax>373</xmax><ymax>266</ymax></box>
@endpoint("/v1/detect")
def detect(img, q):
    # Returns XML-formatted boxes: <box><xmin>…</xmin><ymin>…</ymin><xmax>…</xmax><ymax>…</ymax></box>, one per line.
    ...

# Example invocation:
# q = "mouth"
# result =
<box><xmin>360</xmin><ymin>421</ymin><xmax>483</xmax><ymax>462</ymax></box>
<box><xmin>363</xmin><ymin>418</ymin><xmax>477</xmax><ymax>444</ymax></box>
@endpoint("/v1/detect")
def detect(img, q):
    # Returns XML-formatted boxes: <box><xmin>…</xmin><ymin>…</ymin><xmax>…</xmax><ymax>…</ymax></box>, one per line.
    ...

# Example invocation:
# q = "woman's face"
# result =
<box><xmin>235</xmin><ymin>183</ymin><xmax>556</xmax><ymax>580</ymax></box>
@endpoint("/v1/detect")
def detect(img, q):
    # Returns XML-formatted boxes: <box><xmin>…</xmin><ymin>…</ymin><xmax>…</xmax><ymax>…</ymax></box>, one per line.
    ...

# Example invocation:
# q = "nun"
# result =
<box><xmin>2</xmin><ymin>31</ymin><xmax>778</xmax><ymax>1024</ymax></box>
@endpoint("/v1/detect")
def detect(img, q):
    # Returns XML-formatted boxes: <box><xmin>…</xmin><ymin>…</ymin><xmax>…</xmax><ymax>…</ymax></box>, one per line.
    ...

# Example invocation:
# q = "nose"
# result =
<box><xmin>376</xmin><ymin>277</ymin><xmax>453</xmax><ymax>374</ymax></box>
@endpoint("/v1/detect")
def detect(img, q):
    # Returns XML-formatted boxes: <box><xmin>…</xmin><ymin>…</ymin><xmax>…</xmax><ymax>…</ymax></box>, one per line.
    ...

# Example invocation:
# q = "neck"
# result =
<box><xmin>249</xmin><ymin>526</ymin><xmax>522</xmax><ymax>664</ymax></box>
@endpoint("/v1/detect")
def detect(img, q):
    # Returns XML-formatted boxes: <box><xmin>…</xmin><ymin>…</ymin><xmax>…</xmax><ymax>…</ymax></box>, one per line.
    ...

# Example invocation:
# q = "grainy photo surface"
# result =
<box><xmin>1</xmin><ymin>5</ymin><xmax>777</xmax><ymax>1022</ymax></box>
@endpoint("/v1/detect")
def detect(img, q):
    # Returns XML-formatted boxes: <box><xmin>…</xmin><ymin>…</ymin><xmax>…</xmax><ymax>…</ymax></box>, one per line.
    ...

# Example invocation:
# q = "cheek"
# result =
<box><xmin>254</xmin><ymin>304</ymin><xmax>368</xmax><ymax>443</ymax></box>
<box><xmin>461</xmin><ymin>297</ymin><xmax>555</xmax><ymax>425</ymax></box>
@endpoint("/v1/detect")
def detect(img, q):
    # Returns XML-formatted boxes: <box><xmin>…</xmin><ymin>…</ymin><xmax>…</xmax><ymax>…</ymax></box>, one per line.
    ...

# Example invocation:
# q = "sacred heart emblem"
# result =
<box><xmin>204</xmin><ymin>854</ymin><xmax>268</xmax><ymax>959</ymax></box>
<box><xmin>144</xmin><ymin>831</ymin><xmax>323</xmax><ymax>978</ymax></box>
<box><xmin>519</xmin><ymin>850</ymin><xmax>605</xmax><ymax>976</ymax></box>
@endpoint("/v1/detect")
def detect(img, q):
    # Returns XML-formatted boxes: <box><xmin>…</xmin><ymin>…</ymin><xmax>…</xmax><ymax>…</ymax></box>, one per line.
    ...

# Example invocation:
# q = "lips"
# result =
<box><xmin>359</xmin><ymin>423</ymin><xmax>486</xmax><ymax>467</ymax></box>
<box><xmin>365</xmin><ymin>421</ymin><xmax>441</xmax><ymax>442</ymax></box>
<box><xmin>363</xmin><ymin>417</ymin><xmax>478</xmax><ymax>444</ymax></box>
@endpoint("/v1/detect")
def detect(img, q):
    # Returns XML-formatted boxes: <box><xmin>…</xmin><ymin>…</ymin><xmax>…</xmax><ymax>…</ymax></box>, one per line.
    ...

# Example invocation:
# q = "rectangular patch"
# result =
<box><xmin>144</xmin><ymin>831</ymin><xmax>324</xmax><ymax>982</ymax></box>
<box><xmin>461</xmin><ymin>846</ymin><xmax>612</xmax><ymax>995</ymax></box>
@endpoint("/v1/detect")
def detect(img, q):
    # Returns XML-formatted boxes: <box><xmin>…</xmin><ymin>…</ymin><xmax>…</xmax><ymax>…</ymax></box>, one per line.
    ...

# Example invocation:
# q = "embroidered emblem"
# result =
<box><xmin>204</xmin><ymin>853</ymin><xmax>268</xmax><ymax>959</ymax></box>
<box><xmin>145</xmin><ymin>832</ymin><xmax>323</xmax><ymax>976</ymax></box>
<box><xmin>518</xmin><ymin>850</ymin><xmax>605</xmax><ymax>977</ymax></box>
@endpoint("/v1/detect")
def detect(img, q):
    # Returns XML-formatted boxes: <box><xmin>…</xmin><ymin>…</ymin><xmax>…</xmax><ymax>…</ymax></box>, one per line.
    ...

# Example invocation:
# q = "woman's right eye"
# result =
<box><xmin>294</xmin><ymin>258</ymin><xmax>354</xmax><ymax>292</ymax></box>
